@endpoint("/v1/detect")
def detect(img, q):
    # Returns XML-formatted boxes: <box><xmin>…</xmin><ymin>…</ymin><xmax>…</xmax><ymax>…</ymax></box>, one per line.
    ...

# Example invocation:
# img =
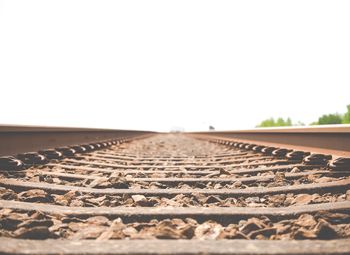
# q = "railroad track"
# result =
<box><xmin>0</xmin><ymin>125</ymin><xmax>350</xmax><ymax>254</ymax></box>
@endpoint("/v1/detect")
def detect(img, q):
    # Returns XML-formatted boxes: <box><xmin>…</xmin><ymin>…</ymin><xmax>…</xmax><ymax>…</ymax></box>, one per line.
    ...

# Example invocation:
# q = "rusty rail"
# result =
<box><xmin>189</xmin><ymin>125</ymin><xmax>350</xmax><ymax>157</ymax></box>
<box><xmin>0</xmin><ymin>125</ymin><xmax>154</xmax><ymax>157</ymax></box>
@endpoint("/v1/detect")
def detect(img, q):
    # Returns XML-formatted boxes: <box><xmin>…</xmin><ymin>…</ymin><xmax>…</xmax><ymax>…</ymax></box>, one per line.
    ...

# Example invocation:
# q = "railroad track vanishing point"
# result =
<box><xmin>0</xmin><ymin>125</ymin><xmax>350</xmax><ymax>254</ymax></box>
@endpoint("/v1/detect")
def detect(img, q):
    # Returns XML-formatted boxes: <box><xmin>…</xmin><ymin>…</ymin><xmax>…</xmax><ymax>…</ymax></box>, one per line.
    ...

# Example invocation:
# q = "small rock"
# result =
<box><xmin>122</xmin><ymin>226</ymin><xmax>138</xmax><ymax>236</ymax></box>
<box><xmin>86</xmin><ymin>216</ymin><xmax>110</xmax><ymax>226</ymax></box>
<box><xmin>70</xmin><ymin>199</ymin><xmax>84</xmax><ymax>207</ymax></box>
<box><xmin>314</xmin><ymin>177</ymin><xmax>335</xmax><ymax>183</ymax></box>
<box><xmin>219</xmin><ymin>169</ymin><xmax>231</xmax><ymax>175</ymax></box>
<box><xmin>213</xmin><ymin>183</ymin><xmax>222</xmax><ymax>189</ymax></box>
<box><xmin>274</xmin><ymin>223</ymin><xmax>291</xmax><ymax>235</ymax></box>
<box><xmin>14</xmin><ymin>226</ymin><xmax>53</xmax><ymax>239</ymax></box>
<box><xmin>239</xmin><ymin>218</ymin><xmax>267</xmax><ymax>235</ymax></box>
<box><xmin>194</xmin><ymin>221</ymin><xmax>223</xmax><ymax>240</ymax></box>
<box><xmin>233</xmin><ymin>181</ymin><xmax>242</xmax><ymax>188</ymax></box>
<box><xmin>71</xmin><ymin>225</ymin><xmax>108</xmax><ymax>240</ymax></box>
<box><xmin>0</xmin><ymin>188</ymin><xmax>17</xmax><ymax>200</ymax></box>
<box><xmin>0</xmin><ymin>213</ymin><xmax>27</xmax><ymax>230</ymax></box>
<box><xmin>295</xmin><ymin>214</ymin><xmax>317</xmax><ymax>227</ymax></box>
<box><xmin>28</xmin><ymin>211</ymin><xmax>46</xmax><ymax>221</ymax></box>
<box><xmin>346</xmin><ymin>190</ymin><xmax>350</xmax><ymax>200</ymax></box>
<box><xmin>195</xmin><ymin>182</ymin><xmax>207</xmax><ymax>189</ymax></box>
<box><xmin>315</xmin><ymin>211</ymin><xmax>350</xmax><ymax>224</ymax></box>
<box><xmin>291</xmin><ymin>194</ymin><xmax>313</xmax><ymax>205</ymax></box>
<box><xmin>0</xmin><ymin>208</ymin><xmax>13</xmax><ymax>217</ymax></box>
<box><xmin>293</xmin><ymin>228</ymin><xmax>317</xmax><ymax>239</ymax></box>
<box><xmin>290</xmin><ymin>167</ymin><xmax>300</xmax><ymax>173</ymax></box>
<box><xmin>246</xmin><ymin>197</ymin><xmax>260</xmax><ymax>203</ymax></box>
<box><xmin>52</xmin><ymin>178</ymin><xmax>62</xmax><ymax>184</ymax></box>
<box><xmin>178</xmin><ymin>225</ymin><xmax>195</xmax><ymax>238</ymax></box>
<box><xmin>132</xmin><ymin>195</ymin><xmax>151</xmax><ymax>206</ymax></box>
<box><xmin>64</xmin><ymin>190</ymin><xmax>81</xmax><ymax>200</ymax></box>
<box><xmin>274</xmin><ymin>172</ymin><xmax>286</xmax><ymax>183</ymax></box>
<box><xmin>315</xmin><ymin>219</ymin><xmax>339</xmax><ymax>239</ymax></box>
<box><xmin>205</xmin><ymin>195</ymin><xmax>222</xmax><ymax>204</ymax></box>
<box><xmin>247</xmin><ymin>202</ymin><xmax>265</xmax><ymax>207</ymax></box>
<box><xmin>88</xmin><ymin>178</ymin><xmax>110</xmax><ymax>188</ymax></box>
<box><xmin>97</xmin><ymin>218</ymin><xmax>126</xmax><ymax>240</ymax></box>
<box><xmin>155</xmin><ymin>224</ymin><xmax>183</xmax><ymax>239</ymax></box>
<box><xmin>249</xmin><ymin>227</ymin><xmax>277</xmax><ymax>239</ymax></box>
<box><xmin>219</xmin><ymin>228</ymin><xmax>248</xmax><ymax>239</ymax></box>
<box><xmin>85</xmin><ymin>196</ymin><xmax>107</xmax><ymax>206</ymax></box>
<box><xmin>185</xmin><ymin>218</ymin><xmax>198</xmax><ymax>226</ymax></box>
<box><xmin>53</xmin><ymin>194</ymin><xmax>69</xmax><ymax>206</ymax></box>
<box><xmin>68</xmin><ymin>222</ymin><xmax>86</xmax><ymax>232</ymax></box>
<box><xmin>268</xmin><ymin>194</ymin><xmax>286</xmax><ymax>206</ymax></box>
<box><xmin>115</xmin><ymin>180</ymin><xmax>131</xmax><ymax>189</ymax></box>
<box><xmin>18</xmin><ymin>189</ymin><xmax>51</xmax><ymax>203</ymax></box>
<box><xmin>17</xmin><ymin>219</ymin><xmax>54</xmax><ymax>229</ymax></box>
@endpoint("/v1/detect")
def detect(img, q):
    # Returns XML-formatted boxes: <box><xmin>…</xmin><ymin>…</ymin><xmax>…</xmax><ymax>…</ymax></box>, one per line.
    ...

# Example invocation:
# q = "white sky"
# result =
<box><xmin>0</xmin><ymin>1</ymin><xmax>349</xmax><ymax>132</ymax></box>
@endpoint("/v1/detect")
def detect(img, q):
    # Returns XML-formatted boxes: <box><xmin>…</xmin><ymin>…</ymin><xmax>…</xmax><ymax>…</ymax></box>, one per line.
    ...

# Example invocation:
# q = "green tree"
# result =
<box><xmin>317</xmin><ymin>113</ymin><xmax>343</xmax><ymax>125</ymax></box>
<box><xmin>276</xmin><ymin>118</ymin><xmax>285</xmax><ymax>126</ymax></box>
<box><xmin>342</xmin><ymin>104</ymin><xmax>350</xmax><ymax>124</ymax></box>
<box><xmin>256</xmin><ymin>117</ymin><xmax>293</xmax><ymax>127</ymax></box>
<box><xmin>256</xmin><ymin>118</ymin><xmax>275</xmax><ymax>127</ymax></box>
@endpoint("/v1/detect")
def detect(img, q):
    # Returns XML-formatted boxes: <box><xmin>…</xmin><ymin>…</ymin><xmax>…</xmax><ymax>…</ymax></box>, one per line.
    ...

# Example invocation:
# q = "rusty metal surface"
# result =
<box><xmin>0</xmin><ymin>125</ymin><xmax>154</xmax><ymax>156</ymax></box>
<box><xmin>189</xmin><ymin>125</ymin><xmax>350</xmax><ymax>157</ymax></box>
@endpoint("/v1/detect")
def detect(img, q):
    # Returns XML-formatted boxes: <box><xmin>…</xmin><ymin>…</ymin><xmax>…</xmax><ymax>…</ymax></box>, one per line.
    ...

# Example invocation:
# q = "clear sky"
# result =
<box><xmin>0</xmin><ymin>1</ymin><xmax>349</xmax><ymax>132</ymax></box>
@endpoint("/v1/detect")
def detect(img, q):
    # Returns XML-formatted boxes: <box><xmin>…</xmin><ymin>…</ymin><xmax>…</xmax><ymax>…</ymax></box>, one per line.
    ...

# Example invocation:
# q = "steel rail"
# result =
<box><xmin>189</xmin><ymin>125</ymin><xmax>350</xmax><ymax>157</ymax></box>
<box><xmin>0</xmin><ymin>125</ymin><xmax>155</xmax><ymax>156</ymax></box>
